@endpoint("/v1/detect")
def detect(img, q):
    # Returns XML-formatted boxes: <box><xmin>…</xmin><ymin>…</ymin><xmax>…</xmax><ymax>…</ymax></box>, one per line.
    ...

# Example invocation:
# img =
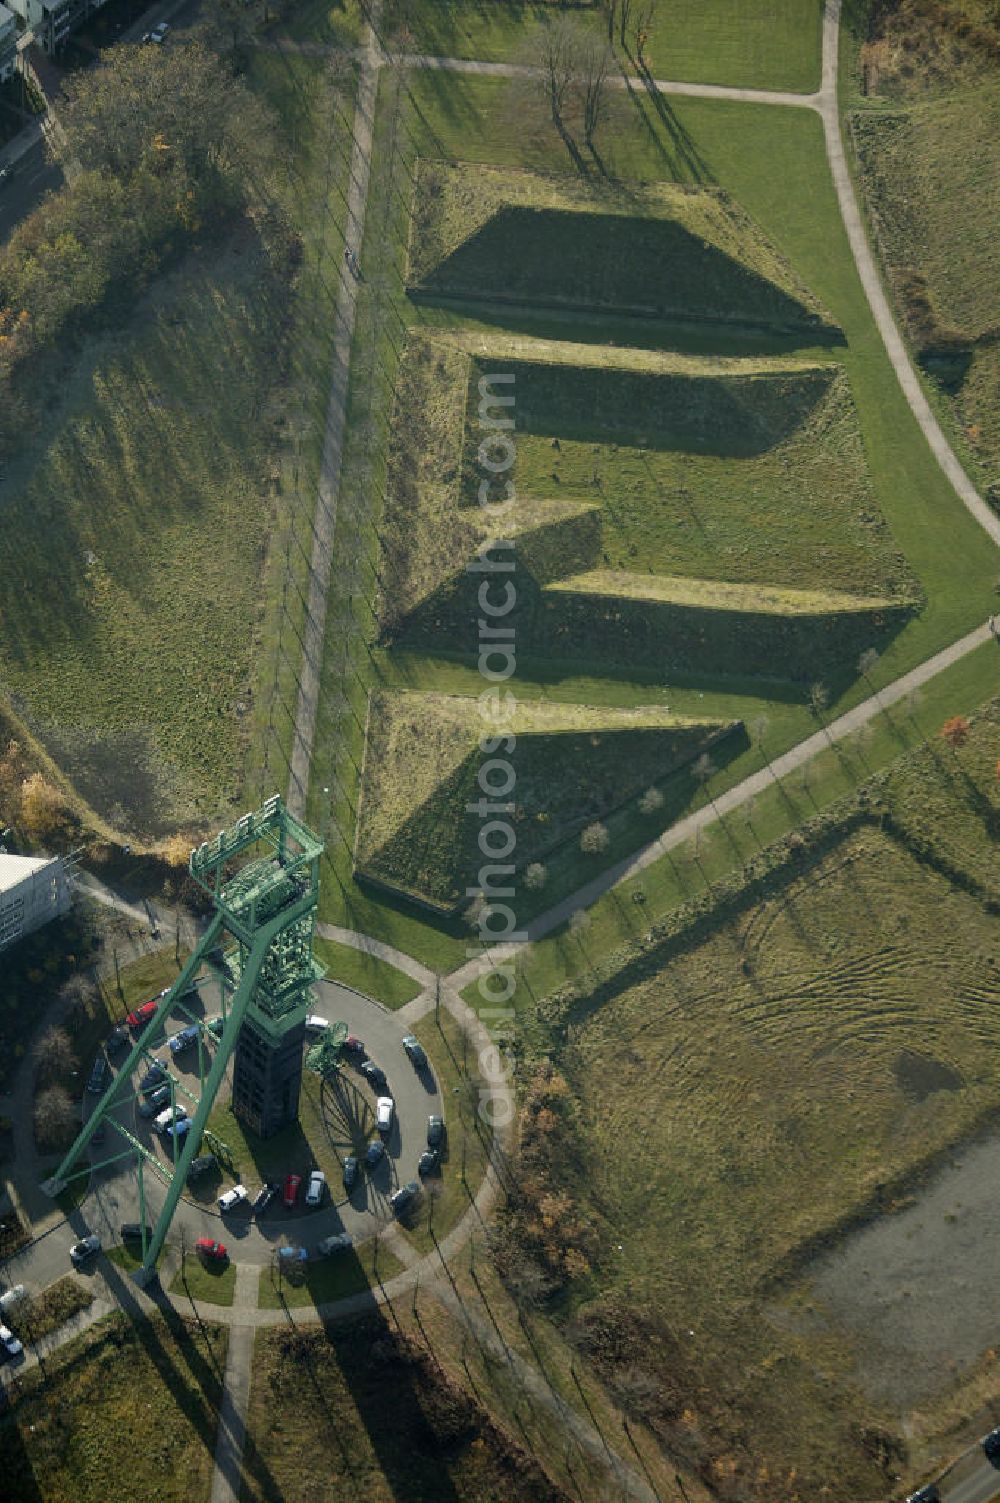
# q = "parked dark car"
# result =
<box><xmin>120</xmin><ymin>1222</ymin><xmax>153</xmax><ymax>1242</ymax></box>
<box><xmin>427</xmin><ymin>1115</ymin><xmax>444</xmax><ymax>1149</ymax></box>
<box><xmin>402</xmin><ymin>1035</ymin><xmax>427</xmax><ymax>1069</ymax></box>
<box><xmin>106</xmin><ymin>1026</ymin><xmax>129</xmax><ymax>1054</ymax></box>
<box><xmin>983</xmin><ymin>1427</ymin><xmax>1000</xmax><ymax>1468</ymax></box>
<box><xmin>418</xmin><ymin>1149</ymin><xmax>439</xmax><ymax>1177</ymax></box>
<box><xmin>252</xmin><ymin>1183</ymin><xmax>278</xmax><ymax>1215</ymax></box>
<box><xmin>360</xmin><ymin>1060</ymin><xmax>387</xmax><ymax>1091</ymax></box>
<box><xmin>905</xmin><ymin>1487</ymin><xmax>940</xmax><ymax>1503</ymax></box>
<box><xmin>364</xmin><ymin>1140</ymin><xmax>384</xmax><ymax>1171</ymax></box>
<box><xmin>188</xmin><ymin>1153</ymin><xmax>218</xmax><ymax>1182</ymax></box>
<box><xmin>344</xmin><ymin>1036</ymin><xmax>365</xmax><ymax>1056</ymax></box>
<box><xmin>140</xmin><ymin>1063</ymin><xmax>167</xmax><ymax>1094</ymax></box>
<box><xmin>138</xmin><ymin>1085</ymin><xmax>170</xmax><ymax>1119</ymax></box>
<box><xmin>342</xmin><ymin>1155</ymin><xmax>358</xmax><ymax>1191</ymax></box>
<box><xmin>87</xmin><ymin>1054</ymin><xmax>110</xmax><ymax>1094</ymax></box>
<box><xmin>389</xmin><ymin>1181</ymin><xmax>420</xmax><ymax>1217</ymax></box>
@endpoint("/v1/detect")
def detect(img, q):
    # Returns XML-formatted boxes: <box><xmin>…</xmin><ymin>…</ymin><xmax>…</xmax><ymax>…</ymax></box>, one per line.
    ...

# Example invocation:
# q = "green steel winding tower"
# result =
<box><xmin>44</xmin><ymin>794</ymin><xmax>325</xmax><ymax>1283</ymax></box>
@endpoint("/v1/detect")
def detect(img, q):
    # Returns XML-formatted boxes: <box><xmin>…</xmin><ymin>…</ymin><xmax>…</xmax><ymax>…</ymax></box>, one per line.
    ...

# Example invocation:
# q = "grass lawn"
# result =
<box><xmin>13</xmin><ymin>1276</ymin><xmax>93</xmax><ymax>1344</ymax></box>
<box><xmin>397</xmin><ymin>1007</ymin><xmax>491</xmax><ymax>1254</ymax></box>
<box><xmin>313</xmin><ymin>937</ymin><xmax>422</xmax><ymax>1008</ymax></box>
<box><xmin>256</xmin><ymin>1234</ymin><xmax>405</xmax><ymax>1309</ymax></box>
<box><xmin>0</xmin><ymin>1310</ymin><xmax>227</xmax><ymax>1503</ymax></box>
<box><xmin>381</xmin><ymin>0</ymin><xmax>822</xmax><ymax>93</ymax></box>
<box><xmin>409</xmin><ymin>159</ymin><xmax>834</xmax><ymax>331</ymax></box>
<box><xmin>357</xmin><ymin>689</ymin><xmax>732</xmax><ymax>910</ymax></box>
<box><xmin>850</xmin><ymin>79</ymin><xmax>1000</xmax><ymax>486</ymax></box>
<box><xmin>243</xmin><ymin>1318</ymin><xmax>564</xmax><ymax>1502</ymax></box>
<box><xmin>505</xmin><ymin>642</ymin><xmax>1000</xmax><ymax>1011</ymax></box>
<box><xmin>0</xmin><ymin>239</ymin><xmax>292</xmax><ymax>835</ymax></box>
<box><xmin>170</xmin><ymin>1254</ymin><xmax>238</xmax><ymax>1307</ymax></box>
<box><xmin>517</xmin><ymin>716</ymin><xmax>1000</xmax><ymax>1496</ymax></box>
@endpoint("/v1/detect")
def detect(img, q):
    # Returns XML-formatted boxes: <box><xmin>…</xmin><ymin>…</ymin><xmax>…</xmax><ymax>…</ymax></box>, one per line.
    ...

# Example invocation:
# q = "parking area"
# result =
<box><xmin>4</xmin><ymin>976</ymin><xmax>443</xmax><ymax>1294</ymax></box>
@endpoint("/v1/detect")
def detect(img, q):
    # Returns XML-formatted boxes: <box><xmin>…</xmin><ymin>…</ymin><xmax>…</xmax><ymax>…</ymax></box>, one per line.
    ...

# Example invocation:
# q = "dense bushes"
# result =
<box><xmin>0</xmin><ymin>42</ymin><xmax>287</xmax><ymax>460</ymax></box>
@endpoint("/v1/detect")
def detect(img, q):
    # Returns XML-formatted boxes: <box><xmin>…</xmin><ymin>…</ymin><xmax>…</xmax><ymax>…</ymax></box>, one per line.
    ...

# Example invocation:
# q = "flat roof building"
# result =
<box><xmin>0</xmin><ymin>852</ymin><xmax>73</xmax><ymax>952</ymax></box>
<box><xmin>0</xmin><ymin>4</ymin><xmax>18</xmax><ymax>82</ymax></box>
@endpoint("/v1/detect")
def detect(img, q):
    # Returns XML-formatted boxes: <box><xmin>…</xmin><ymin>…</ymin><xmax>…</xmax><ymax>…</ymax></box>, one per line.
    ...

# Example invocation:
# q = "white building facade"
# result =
<box><xmin>0</xmin><ymin>852</ymin><xmax>73</xmax><ymax>952</ymax></box>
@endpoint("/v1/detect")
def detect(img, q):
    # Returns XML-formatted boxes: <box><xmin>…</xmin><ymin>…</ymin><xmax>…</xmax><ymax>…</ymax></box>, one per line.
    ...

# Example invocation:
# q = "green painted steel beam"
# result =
<box><xmin>42</xmin><ymin>912</ymin><xmax>225</xmax><ymax>1196</ymax></box>
<box><xmin>133</xmin><ymin>884</ymin><xmax>318</xmax><ymax>1282</ymax></box>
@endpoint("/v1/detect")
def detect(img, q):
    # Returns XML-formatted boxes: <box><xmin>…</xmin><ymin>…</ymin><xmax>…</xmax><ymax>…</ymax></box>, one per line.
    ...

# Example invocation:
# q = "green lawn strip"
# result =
<box><xmin>394</xmin><ymin>1007</ymin><xmax>491</xmax><ymax>1255</ymax></box>
<box><xmin>241</xmin><ymin>49</ymin><xmax>359</xmax><ymax>809</ymax></box>
<box><xmin>382</xmin><ymin>0</ymin><xmax>822</xmax><ymax>92</ymax></box>
<box><xmin>170</xmin><ymin>1256</ymin><xmax>238</xmax><ymax>1307</ymax></box>
<box><xmin>0</xmin><ymin>1310</ymin><xmax>227</xmax><ymax>1503</ymax></box>
<box><xmin>13</xmin><ymin>1276</ymin><xmax>93</xmax><ymax>1344</ymax></box>
<box><xmin>256</xmin><ymin>1234</ymin><xmax>404</xmax><ymax>1308</ymax></box>
<box><xmin>313</xmin><ymin>936</ymin><xmax>422</xmax><ymax>1008</ymax></box>
<box><xmin>105</xmin><ymin>1242</ymin><xmax>163</xmax><ymax>1273</ymax></box>
<box><xmin>95</xmin><ymin>945</ymin><xmax>193</xmax><ymax>1019</ymax></box>
<box><xmin>499</xmin><ymin>641</ymin><xmax>1000</xmax><ymax>1011</ymax></box>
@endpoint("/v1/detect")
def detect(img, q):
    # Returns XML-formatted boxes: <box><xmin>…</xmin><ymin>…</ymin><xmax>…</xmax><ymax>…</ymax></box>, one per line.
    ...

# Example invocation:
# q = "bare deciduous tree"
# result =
<box><xmin>34</xmin><ymin>1085</ymin><xmax>76</xmax><ymax>1150</ymax></box>
<box><xmin>538</xmin><ymin>18</ymin><xmax>580</xmax><ymax>133</ymax></box>
<box><xmin>33</xmin><ymin>1026</ymin><xmax>77</xmax><ymax>1086</ymax></box>
<box><xmin>578</xmin><ymin>36</ymin><xmax>612</xmax><ymax>149</ymax></box>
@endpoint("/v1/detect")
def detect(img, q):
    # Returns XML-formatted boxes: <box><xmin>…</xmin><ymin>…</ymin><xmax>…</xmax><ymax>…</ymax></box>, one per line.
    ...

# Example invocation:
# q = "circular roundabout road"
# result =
<box><xmin>24</xmin><ymin>979</ymin><xmax>445</xmax><ymax>1283</ymax></box>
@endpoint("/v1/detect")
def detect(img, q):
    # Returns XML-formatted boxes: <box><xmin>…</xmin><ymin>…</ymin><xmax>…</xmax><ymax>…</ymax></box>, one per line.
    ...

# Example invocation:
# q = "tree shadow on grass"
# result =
<box><xmin>323</xmin><ymin>1304</ymin><xmax>466</xmax><ymax>1502</ymax></box>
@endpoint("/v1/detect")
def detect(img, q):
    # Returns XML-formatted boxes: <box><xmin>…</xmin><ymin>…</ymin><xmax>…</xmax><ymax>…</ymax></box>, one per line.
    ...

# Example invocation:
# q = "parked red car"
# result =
<box><xmin>126</xmin><ymin>989</ymin><xmax>167</xmax><ymax>1029</ymax></box>
<box><xmin>283</xmin><ymin>1173</ymin><xmax>301</xmax><ymax>1209</ymax></box>
<box><xmin>196</xmin><ymin>1237</ymin><xmax>227</xmax><ymax>1262</ymax></box>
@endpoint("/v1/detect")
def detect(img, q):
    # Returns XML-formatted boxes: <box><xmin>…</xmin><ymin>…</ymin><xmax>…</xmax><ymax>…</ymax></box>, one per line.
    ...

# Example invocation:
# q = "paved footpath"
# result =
<box><xmin>285</xmin><ymin>4</ymin><xmax>382</xmax><ymax>818</ymax></box>
<box><xmin>210</xmin><ymin>1263</ymin><xmax>258</xmax><ymax>1503</ymax></box>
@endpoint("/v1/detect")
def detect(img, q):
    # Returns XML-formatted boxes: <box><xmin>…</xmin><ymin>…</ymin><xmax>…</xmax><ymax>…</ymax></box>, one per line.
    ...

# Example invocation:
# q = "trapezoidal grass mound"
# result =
<box><xmin>354</xmin><ymin>690</ymin><xmax>741</xmax><ymax>914</ymax></box>
<box><xmin>378</xmin><ymin>329</ymin><xmax>918</xmax><ymax>681</ymax></box>
<box><xmin>407</xmin><ymin>160</ymin><xmax>840</xmax><ymax>338</ymax></box>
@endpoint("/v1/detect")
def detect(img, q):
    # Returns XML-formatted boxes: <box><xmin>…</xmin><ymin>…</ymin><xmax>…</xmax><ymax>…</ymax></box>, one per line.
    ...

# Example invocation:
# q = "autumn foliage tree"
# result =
<box><xmin>940</xmin><ymin>715</ymin><xmax>971</xmax><ymax>750</ymax></box>
<box><xmin>18</xmin><ymin>772</ymin><xmax>78</xmax><ymax>849</ymax></box>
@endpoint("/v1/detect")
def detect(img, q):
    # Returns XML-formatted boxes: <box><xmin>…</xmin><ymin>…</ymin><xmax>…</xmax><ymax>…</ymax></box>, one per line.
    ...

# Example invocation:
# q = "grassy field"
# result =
<box><xmin>242</xmin><ymin>1318</ymin><xmax>569</xmax><ymax>1502</ymax></box>
<box><xmin>171</xmin><ymin>1253</ymin><xmax>238</xmax><ymax>1307</ymax></box>
<box><xmin>240</xmin><ymin>49</ymin><xmax>358</xmax><ymax>813</ymax></box>
<box><xmin>300</xmin><ymin>55</ymin><xmax>1000</xmax><ymax>977</ymax></box>
<box><xmin>356</xmin><ymin>690</ymin><xmax>734</xmax><ymax>910</ymax></box>
<box><xmin>13</xmin><ymin>1275</ymin><xmax>93</xmax><ymax>1344</ymax></box>
<box><xmin>503</xmin><ymin>643</ymin><xmax>1000</xmax><ymax>1012</ymax></box>
<box><xmin>0</xmin><ymin>239</ymin><xmax>290</xmax><ymax>836</ymax></box>
<box><xmin>409</xmin><ymin>160</ymin><xmax>834</xmax><ymax>332</ymax></box>
<box><xmin>846</xmin><ymin>0</ymin><xmax>1000</xmax><ymax>492</ymax></box>
<box><xmin>381</xmin><ymin>0</ymin><xmax>823</xmax><ymax>92</ymax></box>
<box><xmin>510</xmin><ymin>708</ymin><xmax>1000</xmax><ymax>1497</ymax></box>
<box><xmin>313</xmin><ymin>937</ymin><xmax>422</xmax><ymax>1009</ymax></box>
<box><xmin>257</xmin><ymin>1234</ymin><xmax>405</xmax><ymax>1308</ymax></box>
<box><xmin>0</xmin><ymin>1311</ymin><xmax>227</xmax><ymax>1503</ymax></box>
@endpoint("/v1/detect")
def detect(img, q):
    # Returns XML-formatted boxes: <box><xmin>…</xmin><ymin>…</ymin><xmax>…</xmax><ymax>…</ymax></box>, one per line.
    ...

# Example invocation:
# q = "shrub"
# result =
<box><xmin>580</xmin><ymin>821</ymin><xmax>609</xmax><ymax>854</ymax></box>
